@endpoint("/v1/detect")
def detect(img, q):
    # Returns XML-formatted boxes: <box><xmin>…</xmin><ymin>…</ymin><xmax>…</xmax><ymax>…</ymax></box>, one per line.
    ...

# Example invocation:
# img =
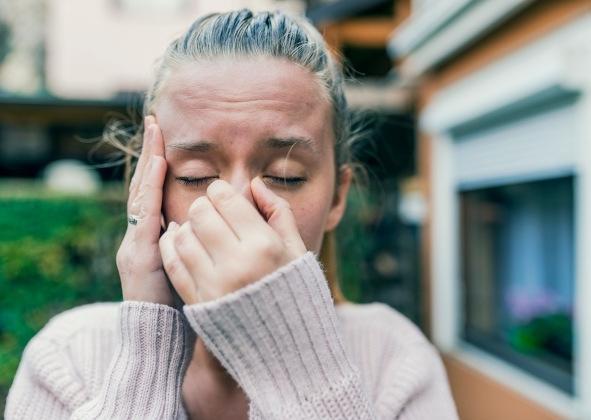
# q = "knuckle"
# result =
<box><xmin>161</xmin><ymin>250</ymin><xmax>181</xmax><ymax>273</ymax></box>
<box><xmin>228</xmin><ymin>274</ymin><xmax>246</xmax><ymax>290</ymax></box>
<box><xmin>132</xmin><ymin>185</ymin><xmax>149</xmax><ymax>206</ymax></box>
<box><xmin>173</xmin><ymin>224</ymin><xmax>192</xmax><ymax>250</ymax></box>
<box><xmin>116</xmin><ymin>247</ymin><xmax>134</xmax><ymax>272</ymax></box>
<box><xmin>115</xmin><ymin>248</ymin><xmax>126</xmax><ymax>267</ymax></box>
<box><xmin>256</xmin><ymin>236</ymin><xmax>281</xmax><ymax>260</ymax></box>
<box><xmin>129</xmin><ymin>174</ymin><xmax>138</xmax><ymax>191</ymax></box>
<box><xmin>162</xmin><ymin>256</ymin><xmax>181</xmax><ymax>276</ymax></box>
<box><xmin>143</xmin><ymin>179</ymin><xmax>156</xmax><ymax>191</ymax></box>
<box><xmin>127</xmin><ymin>195</ymin><xmax>138</xmax><ymax>213</ymax></box>
<box><xmin>116</xmin><ymin>236</ymin><xmax>132</xmax><ymax>259</ymax></box>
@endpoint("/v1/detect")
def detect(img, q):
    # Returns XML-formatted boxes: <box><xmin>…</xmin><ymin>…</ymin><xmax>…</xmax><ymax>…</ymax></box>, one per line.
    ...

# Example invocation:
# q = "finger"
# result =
<box><xmin>132</xmin><ymin>119</ymin><xmax>165</xmax><ymax>207</ymax></box>
<box><xmin>150</xmin><ymin>119</ymin><xmax>165</xmax><ymax>159</ymax></box>
<box><xmin>174</xmin><ymin>221</ymin><xmax>214</xmax><ymax>274</ymax></box>
<box><xmin>188</xmin><ymin>195</ymin><xmax>240</xmax><ymax>262</ymax></box>
<box><xmin>251</xmin><ymin>176</ymin><xmax>306</xmax><ymax>254</ymax></box>
<box><xmin>159</xmin><ymin>222</ymin><xmax>198</xmax><ymax>303</ymax></box>
<box><xmin>129</xmin><ymin>154</ymin><xmax>167</xmax><ymax>242</ymax></box>
<box><xmin>132</xmin><ymin>119</ymin><xmax>166</xmax><ymax>229</ymax></box>
<box><xmin>128</xmin><ymin>116</ymin><xmax>155</xmax><ymax>204</ymax></box>
<box><xmin>206</xmin><ymin>179</ymin><xmax>273</xmax><ymax>240</ymax></box>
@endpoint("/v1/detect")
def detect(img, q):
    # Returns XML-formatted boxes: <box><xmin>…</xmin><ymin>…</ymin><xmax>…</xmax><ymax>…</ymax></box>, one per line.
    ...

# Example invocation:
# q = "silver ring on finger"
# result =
<box><xmin>128</xmin><ymin>214</ymin><xmax>140</xmax><ymax>225</ymax></box>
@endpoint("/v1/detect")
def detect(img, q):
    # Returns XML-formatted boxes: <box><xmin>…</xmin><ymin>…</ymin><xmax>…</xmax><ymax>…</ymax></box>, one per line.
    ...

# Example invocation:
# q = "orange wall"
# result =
<box><xmin>443</xmin><ymin>355</ymin><xmax>562</xmax><ymax>420</ymax></box>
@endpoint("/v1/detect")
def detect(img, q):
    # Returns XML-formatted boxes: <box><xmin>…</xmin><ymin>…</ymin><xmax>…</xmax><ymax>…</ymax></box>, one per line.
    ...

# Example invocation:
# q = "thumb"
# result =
<box><xmin>251</xmin><ymin>177</ymin><xmax>306</xmax><ymax>255</ymax></box>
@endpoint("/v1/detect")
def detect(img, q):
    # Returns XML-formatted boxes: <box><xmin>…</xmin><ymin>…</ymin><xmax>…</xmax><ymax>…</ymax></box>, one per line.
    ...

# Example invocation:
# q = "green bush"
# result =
<box><xmin>0</xmin><ymin>188</ymin><xmax>126</xmax><ymax>412</ymax></box>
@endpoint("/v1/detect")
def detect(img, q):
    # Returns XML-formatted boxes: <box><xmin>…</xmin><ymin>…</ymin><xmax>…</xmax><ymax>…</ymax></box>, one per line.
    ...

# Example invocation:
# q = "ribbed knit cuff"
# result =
<box><xmin>183</xmin><ymin>252</ymin><xmax>371</xmax><ymax>417</ymax></box>
<box><xmin>71</xmin><ymin>301</ymin><xmax>191</xmax><ymax>419</ymax></box>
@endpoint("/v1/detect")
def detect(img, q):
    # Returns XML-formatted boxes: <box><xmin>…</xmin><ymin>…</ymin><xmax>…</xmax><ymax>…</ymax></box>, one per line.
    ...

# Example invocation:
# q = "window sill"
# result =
<box><xmin>445</xmin><ymin>341</ymin><xmax>578</xmax><ymax>418</ymax></box>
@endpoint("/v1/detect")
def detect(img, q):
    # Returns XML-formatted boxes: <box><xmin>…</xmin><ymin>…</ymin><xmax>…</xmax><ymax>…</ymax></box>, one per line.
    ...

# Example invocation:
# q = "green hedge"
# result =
<box><xmin>0</xmin><ymin>188</ymin><xmax>126</xmax><ymax>412</ymax></box>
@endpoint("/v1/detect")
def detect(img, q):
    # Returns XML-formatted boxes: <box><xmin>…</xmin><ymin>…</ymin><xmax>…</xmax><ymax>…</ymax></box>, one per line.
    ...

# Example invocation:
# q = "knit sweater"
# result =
<box><xmin>5</xmin><ymin>252</ymin><xmax>458</xmax><ymax>419</ymax></box>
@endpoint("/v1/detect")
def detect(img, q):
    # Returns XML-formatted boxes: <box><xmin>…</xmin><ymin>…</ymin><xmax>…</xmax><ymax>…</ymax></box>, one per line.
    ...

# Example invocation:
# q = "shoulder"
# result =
<box><xmin>26</xmin><ymin>301</ymin><xmax>122</xmax><ymax>381</ymax></box>
<box><xmin>335</xmin><ymin>302</ymin><xmax>458</xmax><ymax>417</ymax></box>
<box><xmin>335</xmin><ymin>301</ymin><xmax>449</xmax><ymax>403</ymax></box>
<box><xmin>8</xmin><ymin>302</ymin><xmax>122</xmax><ymax>412</ymax></box>
<box><xmin>33</xmin><ymin>301</ymin><xmax>121</xmax><ymax>344</ymax></box>
<box><xmin>27</xmin><ymin>303</ymin><xmax>121</xmax><ymax>377</ymax></box>
<box><xmin>335</xmin><ymin>301</ymin><xmax>430</xmax><ymax>348</ymax></box>
<box><xmin>24</xmin><ymin>301</ymin><xmax>122</xmax><ymax>365</ymax></box>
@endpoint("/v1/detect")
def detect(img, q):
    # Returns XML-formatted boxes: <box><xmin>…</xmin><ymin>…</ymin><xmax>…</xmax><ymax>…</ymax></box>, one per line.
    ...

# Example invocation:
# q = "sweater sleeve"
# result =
<box><xmin>4</xmin><ymin>301</ymin><xmax>192</xmax><ymax>420</ymax></box>
<box><xmin>182</xmin><ymin>251</ymin><xmax>376</xmax><ymax>419</ymax></box>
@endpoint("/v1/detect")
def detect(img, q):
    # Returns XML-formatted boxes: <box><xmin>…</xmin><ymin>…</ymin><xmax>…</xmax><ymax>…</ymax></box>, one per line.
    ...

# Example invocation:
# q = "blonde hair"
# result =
<box><xmin>105</xmin><ymin>9</ymin><xmax>362</xmax><ymax>305</ymax></box>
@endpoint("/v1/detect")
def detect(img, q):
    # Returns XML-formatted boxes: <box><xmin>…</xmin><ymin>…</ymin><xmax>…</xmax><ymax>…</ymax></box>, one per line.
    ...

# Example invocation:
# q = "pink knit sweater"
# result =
<box><xmin>5</xmin><ymin>252</ymin><xmax>458</xmax><ymax>419</ymax></box>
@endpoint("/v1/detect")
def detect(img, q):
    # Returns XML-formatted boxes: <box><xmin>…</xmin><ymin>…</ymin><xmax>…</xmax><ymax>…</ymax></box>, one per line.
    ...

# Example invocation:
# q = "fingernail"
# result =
<box><xmin>168</xmin><ymin>221</ymin><xmax>178</xmax><ymax>230</ymax></box>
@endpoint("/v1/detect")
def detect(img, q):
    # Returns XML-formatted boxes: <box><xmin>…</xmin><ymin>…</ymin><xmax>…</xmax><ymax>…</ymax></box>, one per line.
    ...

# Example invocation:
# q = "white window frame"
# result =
<box><xmin>388</xmin><ymin>0</ymin><xmax>535</xmax><ymax>77</ymax></box>
<box><xmin>423</xmin><ymin>12</ymin><xmax>591</xmax><ymax>419</ymax></box>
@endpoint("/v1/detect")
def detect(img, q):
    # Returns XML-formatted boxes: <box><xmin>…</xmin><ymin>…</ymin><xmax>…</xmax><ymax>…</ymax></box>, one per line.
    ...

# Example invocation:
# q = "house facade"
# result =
<box><xmin>389</xmin><ymin>0</ymin><xmax>591</xmax><ymax>418</ymax></box>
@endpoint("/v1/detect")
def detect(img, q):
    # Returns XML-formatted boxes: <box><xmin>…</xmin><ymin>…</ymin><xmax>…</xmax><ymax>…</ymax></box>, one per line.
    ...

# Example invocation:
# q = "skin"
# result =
<box><xmin>116</xmin><ymin>57</ymin><xmax>352</xmax><ymax>419</ymax></box>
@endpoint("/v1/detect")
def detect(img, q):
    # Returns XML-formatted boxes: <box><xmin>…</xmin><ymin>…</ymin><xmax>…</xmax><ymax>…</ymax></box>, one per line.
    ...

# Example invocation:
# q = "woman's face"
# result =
<box><xmin>154</xmin><ymin>57</ymin><xmax>351</xmax><ymax>254</ymax></box>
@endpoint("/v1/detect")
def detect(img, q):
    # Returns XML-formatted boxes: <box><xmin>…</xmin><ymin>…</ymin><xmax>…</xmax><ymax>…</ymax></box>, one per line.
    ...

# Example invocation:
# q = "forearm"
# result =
<box><xmin>5</xmin><ymin>301</ymin><xmax>192</xmax><ymax>420</ymax></box>
<box><xmin>71</xmin><ymin>301</ymin><xmax>191</xmax><ymax>419</ymax></box>
<box><xmin>183</xmin><ymin>252</ymin><xmax>376</xmax><ymax>419</ymax></box>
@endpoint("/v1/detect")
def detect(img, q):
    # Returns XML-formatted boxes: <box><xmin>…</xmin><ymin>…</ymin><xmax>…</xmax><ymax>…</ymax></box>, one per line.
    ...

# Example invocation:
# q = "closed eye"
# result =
<box><xmin>175</xmin><ymin>175</ymin><xmax>306</xmax><ymax>188</ymax></box>
<box><xmin>264</xmin><ymin>175</ymin><xmax>307</xmax><ymax>187</ymax></box>
<box><xmin>175</xmin><ymin>176</ymin><xmax>218</xmax><ymax>186</ymax></box>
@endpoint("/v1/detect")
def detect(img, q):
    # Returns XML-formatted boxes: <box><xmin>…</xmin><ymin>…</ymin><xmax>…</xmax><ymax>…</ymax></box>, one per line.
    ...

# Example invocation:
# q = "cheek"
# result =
<box><xmin>289</xmin><ymin>183</ymin><xmax>335</xmax><ymax>254</ymax></box>
<box><xmin>291</xmin><ymin>205</ymin><xmax>326</xmax><ymax>253</ymax></box>
<box><xmin>162</xmin><ymin>182</ymin><xmax>200</xmax><ymax>224</ymax></box>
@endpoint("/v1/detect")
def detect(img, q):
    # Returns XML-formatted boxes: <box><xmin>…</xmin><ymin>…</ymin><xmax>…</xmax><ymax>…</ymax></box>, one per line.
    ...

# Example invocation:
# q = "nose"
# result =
<box><xmin>226</xmin><ymin>171</ymin><xmax>255</xmax><ymax>206</ymax></box>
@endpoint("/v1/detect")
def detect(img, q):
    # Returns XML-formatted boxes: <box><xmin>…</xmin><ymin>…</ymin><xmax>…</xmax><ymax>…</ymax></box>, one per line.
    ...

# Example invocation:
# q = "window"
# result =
<box><xmin>460</xmin><ymin>176</ymin><xmax>574</xmax><ymax>393</ymax></box>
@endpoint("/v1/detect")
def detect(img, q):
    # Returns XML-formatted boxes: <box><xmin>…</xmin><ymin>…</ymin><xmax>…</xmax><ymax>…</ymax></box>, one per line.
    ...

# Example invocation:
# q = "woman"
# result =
<box><xmin>5</xmin><ymin>9</ymin><xmax>458</xmax><ymax>420</ymax></box>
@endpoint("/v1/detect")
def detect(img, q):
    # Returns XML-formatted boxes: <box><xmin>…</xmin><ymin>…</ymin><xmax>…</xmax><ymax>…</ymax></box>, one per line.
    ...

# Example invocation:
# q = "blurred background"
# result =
<box><xmin>0</xmin><ymin>0</ymin><xmax>589</xmax><ymax>418</ymax></box>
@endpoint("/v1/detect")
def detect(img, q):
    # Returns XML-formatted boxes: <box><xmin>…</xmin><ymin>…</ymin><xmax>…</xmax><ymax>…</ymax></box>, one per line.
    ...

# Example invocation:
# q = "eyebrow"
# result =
<box><xmin>166</xmin><ymin>136</ymin><xmax>318</xmax><ymax>154</ymax></box>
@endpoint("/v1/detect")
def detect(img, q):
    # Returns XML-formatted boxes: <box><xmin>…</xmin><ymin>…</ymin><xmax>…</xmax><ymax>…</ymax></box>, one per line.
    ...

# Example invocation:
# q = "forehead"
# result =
<box><xmin>154</xmin><ymin>57</ymin><xmax>333</xmax><ymax>153</ymax></box>
<box><xmin>162</xmin><ymin>57</ymin><xmax>327</xmax><ymax>109</ymax></box>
